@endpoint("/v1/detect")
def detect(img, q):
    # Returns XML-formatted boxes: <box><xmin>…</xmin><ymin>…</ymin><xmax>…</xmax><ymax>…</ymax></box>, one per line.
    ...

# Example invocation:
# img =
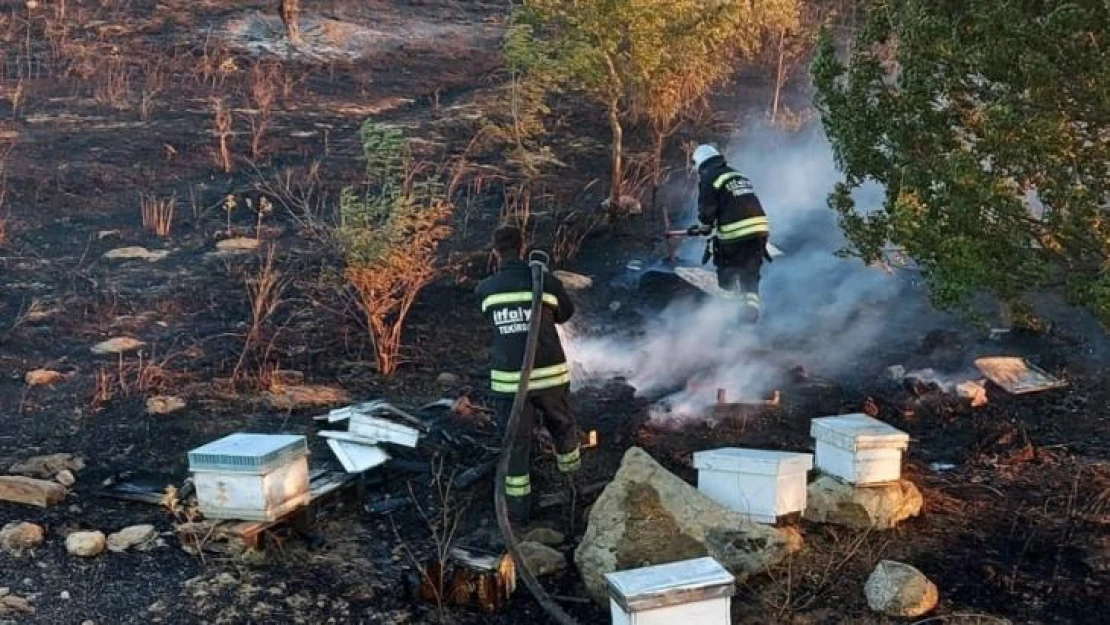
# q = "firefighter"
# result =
<box><xmin>687</xmin><ymin>144</ymin><xmax>770</xmax><ymax>324</ymax></box>
<box><xmin>475</xmin><ymin>225</ymin><xmax>581</xmax><ymax>525</ymax></box>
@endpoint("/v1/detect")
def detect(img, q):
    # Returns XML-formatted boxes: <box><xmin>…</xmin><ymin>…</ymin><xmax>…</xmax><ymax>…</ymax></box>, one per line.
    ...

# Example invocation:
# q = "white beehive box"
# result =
<box><xmin>188</xmin><ymin>433</ymin><xmax>310</xmax><ymax>521</ymax></box>
<box><xmin>692</xmin><ymin>448</ymin><xmax>813</xmax><ymax>523</ymax></box>
<box><xmin>606</xmin><ymin>557</ymin><xmax>735</xmax><ymax>625</ymax></box>
<box><xmin>810</xmin><ymin>414</ymin><xmax>909</xmax><ymax>485</ymax></box>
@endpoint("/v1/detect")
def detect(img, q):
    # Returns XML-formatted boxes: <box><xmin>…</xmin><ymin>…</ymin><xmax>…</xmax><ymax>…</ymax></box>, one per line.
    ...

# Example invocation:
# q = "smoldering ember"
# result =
<box><xmin>0</xmin><ymin>2</ymin><xmax>1106</xmax><ymax>625</ymax></box>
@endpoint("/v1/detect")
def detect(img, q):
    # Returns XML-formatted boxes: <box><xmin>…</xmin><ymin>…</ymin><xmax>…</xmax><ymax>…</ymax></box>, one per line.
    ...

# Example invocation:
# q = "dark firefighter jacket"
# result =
<box><xmin>697</xmin><ymin>156</ymin><xmax>769</xmax><ymax>244</ymax></box>
<box><xmin>475</xmin><ymin>259</ymin><xmax>575</xmax><ymax>395</ymax></box>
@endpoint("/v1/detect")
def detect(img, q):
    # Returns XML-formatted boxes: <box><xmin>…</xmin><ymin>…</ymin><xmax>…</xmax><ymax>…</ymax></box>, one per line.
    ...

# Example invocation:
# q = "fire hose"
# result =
<box><xmin>494</xmin><ymin>249</ymin><xmax>581</xmax><ymax>625</ymax></box>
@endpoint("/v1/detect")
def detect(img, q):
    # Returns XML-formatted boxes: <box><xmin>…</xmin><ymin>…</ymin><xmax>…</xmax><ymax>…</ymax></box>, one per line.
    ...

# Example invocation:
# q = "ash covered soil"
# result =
<box><xmin>1</xmin><ymin>1</ymin><xmax>1108</xmax><ymax>625</ymax></box>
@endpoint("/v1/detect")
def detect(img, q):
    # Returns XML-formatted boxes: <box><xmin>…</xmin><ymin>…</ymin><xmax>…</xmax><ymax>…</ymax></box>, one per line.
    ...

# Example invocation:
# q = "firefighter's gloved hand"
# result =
<box><xmin>686</xmin><ymin>224</ymin><xmax>712</xmax><ymax>237</ymax></box>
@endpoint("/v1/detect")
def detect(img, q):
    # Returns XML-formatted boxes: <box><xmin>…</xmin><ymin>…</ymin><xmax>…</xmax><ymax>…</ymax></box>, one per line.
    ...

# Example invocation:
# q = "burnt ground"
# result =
<box><xmin>0</xmin><ymin>1</ymin><xmax>1107</xmax><ymax>625</ymax></box>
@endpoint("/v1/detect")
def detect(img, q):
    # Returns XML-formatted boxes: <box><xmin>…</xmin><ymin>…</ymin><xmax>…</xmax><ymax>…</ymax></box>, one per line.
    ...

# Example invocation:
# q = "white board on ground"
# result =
<box><xmin>974</xmin><ymin>357</ymin><xmax>1067</xmax><ymax>394</ymax></box>
<box><xmin>327</xmin><ymin>439</ymin><xmax>390</xmax><ymax>473</ymax></box>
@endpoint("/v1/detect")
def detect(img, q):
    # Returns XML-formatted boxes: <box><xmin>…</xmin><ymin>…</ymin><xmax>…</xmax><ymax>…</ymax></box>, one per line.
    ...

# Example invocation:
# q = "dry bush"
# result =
<box><xmin>233</xmin><ymin>244</ymin><xmax>289</xmax><ymax>385</ymax></box>
<box><xmin>92</xmin><ymin>55</ymin><xmax>133</xmax><ymax>110</ymax></box>
<box><xmin>246</xmin><ymin>61</ymin><xmax>280</xmax><ymax>162</ymax></box>
<box><xmin>211</xmin><ymin>97</ymin><xmax>233</xmax><ymax>172</ymax></box>
<box><xmin>340</xmin><ymin>121</ymin><xmax>454</xmax><ymax>375</ymax></box>
<box><xmin>0</xmin><ymin>141</ymin><xmax>10</xmax><ymax>248</ymax></box>
<box><xmin>139</xmin><ymin>60</ymin><xmax>166</xmax><ymax>122</ymax></box>
<box><xmin>91</xmin><ymin>349</ymin><xmax>179</xmax><ymax>412</ymax></box>
<box><xmin>140</xmin><ymin>193</ymin><xmax>175</xmax><ymax>238</ymax></box>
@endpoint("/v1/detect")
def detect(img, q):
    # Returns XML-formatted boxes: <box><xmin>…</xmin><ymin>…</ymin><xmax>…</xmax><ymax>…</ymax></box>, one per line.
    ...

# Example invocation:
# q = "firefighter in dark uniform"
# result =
<box><xmin>687</xmin><ymin>144</ymin><xmax>770</xmax><ymax>324</ymax></box>
<box><xmin>475</xmin><ymin>225</ymin><xmax>581</xmax><ymax>524</ymax></box>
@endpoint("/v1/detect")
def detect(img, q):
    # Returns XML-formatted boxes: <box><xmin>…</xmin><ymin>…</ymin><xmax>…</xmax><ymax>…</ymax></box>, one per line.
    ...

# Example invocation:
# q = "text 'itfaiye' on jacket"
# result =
<box><xmin>474</xmin><ymin>259</ymin><xmax>575</xmax><ymax>394</ymax></box>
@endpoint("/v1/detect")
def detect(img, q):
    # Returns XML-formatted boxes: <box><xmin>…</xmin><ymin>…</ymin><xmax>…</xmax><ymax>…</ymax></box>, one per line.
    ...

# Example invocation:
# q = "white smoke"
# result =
<box><xmin>564</xmin><ymin>120</ymin><xmax>939</xmax><ymax>423</ymax></box>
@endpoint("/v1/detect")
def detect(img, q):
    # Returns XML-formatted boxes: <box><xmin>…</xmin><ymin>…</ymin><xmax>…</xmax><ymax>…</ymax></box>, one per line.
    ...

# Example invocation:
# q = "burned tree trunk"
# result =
<box><xmin>279</xmin><ymin>0</ymin><xmax>302</xmax><ymax>46</ymax></box>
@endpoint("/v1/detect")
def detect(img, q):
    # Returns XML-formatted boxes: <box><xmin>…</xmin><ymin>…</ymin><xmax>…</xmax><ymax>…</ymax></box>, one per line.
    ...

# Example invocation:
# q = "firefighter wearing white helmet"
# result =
<box><xmin>686</xmin><ymin>144</ymin><xmax>770</xmax><ymax>324</ymax></box>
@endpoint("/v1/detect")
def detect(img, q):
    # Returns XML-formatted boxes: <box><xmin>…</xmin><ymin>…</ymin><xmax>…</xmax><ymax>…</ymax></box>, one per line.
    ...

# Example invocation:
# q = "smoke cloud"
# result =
<box><xmin>563</xmin><ymin>121</ymin><xmax>941</xmax><ymax>423</ymax></box>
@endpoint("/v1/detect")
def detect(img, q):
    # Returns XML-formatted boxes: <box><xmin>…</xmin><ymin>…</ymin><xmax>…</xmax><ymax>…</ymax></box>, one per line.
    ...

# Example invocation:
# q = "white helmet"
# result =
<box><xmin>691</xmin><ymin>144</ymin><xmax>721</xmax><ymax>169</ymax></box>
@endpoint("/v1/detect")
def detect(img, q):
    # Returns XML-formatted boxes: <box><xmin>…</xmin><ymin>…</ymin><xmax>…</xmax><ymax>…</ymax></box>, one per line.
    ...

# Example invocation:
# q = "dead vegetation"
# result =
<box><xmin>140</xmin><ymin>193</ymin><xmax>175</xmax><ymax>238</ymax></box>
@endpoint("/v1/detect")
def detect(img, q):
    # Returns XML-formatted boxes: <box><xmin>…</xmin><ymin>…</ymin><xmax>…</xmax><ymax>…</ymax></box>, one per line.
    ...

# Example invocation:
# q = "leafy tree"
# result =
<box><xmin>814</xmin><ymin>0</ymin><xmax>1110</xmax><ymax>324</ymax></box>
<box><xmin>507</xmin><ymin>0</ymin><xmax>798</xmax><ymax>220</ymax></box>
<box><xmin>339</xmin><ymin>121</ymin><xmax>453</xmax><ymax>375</ymax></box>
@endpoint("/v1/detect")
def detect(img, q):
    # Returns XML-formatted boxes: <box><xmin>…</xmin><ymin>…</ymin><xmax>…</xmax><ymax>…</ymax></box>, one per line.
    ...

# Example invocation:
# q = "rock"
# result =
<box><xmin>552</xmin><ymin>270</ymin><xmax>593</xmax><ymax>291</ymax></box>
<box><xmin>146</xmin><ymin>395</ymin><xmax>186</xmax><ymax>415</ymax></box>
<box><xmin>0</xmin><ymin>593</ymin><xmax>34</xmax><ymax>615</ymax></box>
<box><xmin>0</xmin><ymin>476</ymin><xmax>68</xmax><ymax>507</ymax></box>
<box><xmin>864</xmin><ymin>560</ymin><xmax>939</xmax><ymax>617</ymax></box>
<box><xmin>600</xmin><ymin>194</ymin><xmax>643</xmax><ymax>216</ymax></box>
<box><xmin>270</xmin><ymin>369</ymin><xmax>304</xmax><ymax>386</ymax></box>
<box><xmin>103</xmin><ymin>246</ymin><xmax>169</xmax><ymax>262</ymax></box>
<box><xmin>216</xmin><ymin>237</ymin><xmax>261</xmax><ymax>253</ymax></box>
<box><xmin>886</xmin><ymin>365</ymin><xmax>905</xmax><ymax>380</ymax></box>
<box><xmin>91</xmin><ymin>336</ymin><xmax>145</xmax><ymax>355</ymax></box>
<box><xmin>517</xmin><ymin>541</ymin><xmax>567</xmax><ymax>577</ymax></box>
<box><xmin>436</xmin><ymin>372</ymin><xmax>460</xmax><ymax>386</ymax></box>
<box><xmin>574</xmin><ymin>447</ymin><xmax>802</xmax><ymax>606</ymax></box>
<box><xmin>804</xmin><ymin>476</ymin><xmax>924</xmax><ymax>530</ymax></box>
<box><xmin>0</xmin><ymin>522</ymin><xmax>45</xmax><ymax>553</ymax></box>
<box><xmin>263</xmin><ymin>384</ymin><xmax>351</xmax><ymax>410</ymax></box>
<box><xmin>107</xmin><ymin>524</ymin><xmax>156</xmax><ymax>552</ymax></box>
<box><xmin>24</xmin><ymin>369</ymin><xmax>66</xmax><ymax>386</ymax></box>
<box><xmin>522</xmin><ymin>527</ymin><xmax>564</xmax><ymax>546</ymax></box>
<box><xmin>55</xmin><ymin>470</ymin><xmax>76</xmax><ymax>487</ymax></box>
<box><xmin>956</xmin><ymin>380</ymin><xmax>988</xmax><ymax>407</ymax></box>
<box><xmin>608</xmin><ymin>301</ymin><xmax>621</xmax><ymax>313</ymax></box>
<box><xmin>10</xmin><ymin>453</ymin><xmax>84</xmax><ymax>478</ymax></box>
<box><xmin>65</xmin><ymin>531</ymin><xmax>106</xmax><ymax>557</ymax></box>
<box><xmin>60</xmin><ymin>591</ymin><xmax>70</xmax><ymax>600</ymax></box>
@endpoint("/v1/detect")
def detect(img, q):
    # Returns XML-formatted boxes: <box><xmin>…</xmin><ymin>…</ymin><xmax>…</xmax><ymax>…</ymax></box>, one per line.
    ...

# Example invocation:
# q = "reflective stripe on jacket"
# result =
<box><xmin>697</xmin><ymin>158</ymin><xmax>769</xmax><ymax>244</ymax></box>
<box><xmin>474</xmin><ymin>259</ymin><xmax>575</xmax><ymax>395</ymax></box>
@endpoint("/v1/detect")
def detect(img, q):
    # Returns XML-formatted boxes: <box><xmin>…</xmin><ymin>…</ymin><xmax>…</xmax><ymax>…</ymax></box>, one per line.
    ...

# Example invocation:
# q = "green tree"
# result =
<box><xmin>814</xmin><ymin>0</ymin><xmax>1110</xmax><ymax>324</ymax></box>
<box><xmin>508</xmin><ymin>0</ymin><xmax>798</xmax><ymax>219</ymax></box>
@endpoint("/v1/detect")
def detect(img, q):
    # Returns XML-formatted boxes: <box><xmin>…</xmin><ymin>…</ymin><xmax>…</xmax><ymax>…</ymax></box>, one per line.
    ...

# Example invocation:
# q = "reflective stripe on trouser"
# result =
<box><xmin>505</xmin><ymin>474</ymin><xmax>530</xmax><ymax>497</ymax></box>
<box><xmin>481</xmin><ymin>291</ymin><xmax>559</xmax><ymax>312</ymax></box>
<box><xmin>490</xmin><ymin>362</ymin><xmax>570</xmax><ymax>393</ymax></box>
<box><xmin>741</xmin><ymin>292</ymin><xmax>761</xmax><ymax>310</ymax></box>
<box><xmin>556</xmin><ymin>446</ymin><xmax>581</xmax><ymax>473</ymax></box>
<box><xmin>718</xmin><ymin>216</ymin><xmax>769</xmax><ymax>241</ymax></box>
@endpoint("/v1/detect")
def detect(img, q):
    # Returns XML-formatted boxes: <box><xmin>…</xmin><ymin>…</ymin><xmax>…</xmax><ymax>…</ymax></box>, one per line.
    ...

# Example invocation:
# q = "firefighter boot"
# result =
<box><xmin>739</xmin><ymin>292</ymin><xmax>761</xmax><ymax>325</ymax></box>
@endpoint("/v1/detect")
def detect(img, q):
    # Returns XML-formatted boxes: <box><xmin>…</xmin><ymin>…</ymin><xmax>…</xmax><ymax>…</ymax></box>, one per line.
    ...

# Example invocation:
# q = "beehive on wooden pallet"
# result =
<box><xmin>605</xmin><ymin>557</ymin><xmax>735</xmax><ymax>625</ymax></box>
<box><xmin>810</xmin><ymin>413</ymin><xmax>909</xmax><ymax>485</ymax></box>
<box><xmin>692</xmin><ymin>447</ymin><xmax>812</xmax><ymax>524</ymax></box>
<box><xmin>188</xmin><ymin>433</ymin><xmax>310</xmax><ymax>521</ymax></box>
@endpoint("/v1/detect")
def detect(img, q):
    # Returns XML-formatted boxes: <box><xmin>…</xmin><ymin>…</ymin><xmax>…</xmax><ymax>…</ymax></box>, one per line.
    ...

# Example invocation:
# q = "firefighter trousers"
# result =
<box><xmin>715</xmin><ymin>236</ymin><xmax>766</xmax><ymax>322</ymax></box>
<box><xmin>492</xmin><ymin>385</ymin><xmax>581</xmax><ymax>503</ymax></box>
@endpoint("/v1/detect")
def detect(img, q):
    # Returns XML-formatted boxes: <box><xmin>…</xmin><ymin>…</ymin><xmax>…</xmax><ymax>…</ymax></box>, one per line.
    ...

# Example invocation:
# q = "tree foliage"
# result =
<box><xmin>339</xmin><ymin>121</ymin><xmax>453</xmax><ymax>375</ymax></box>
<box><xmin>814</xmin><ymin>0</ymin><xmax>1110</xmax><ymax>323</ymax></box>
<box><xmin>507</xmin><ymin>0</ymin><xmax>798</xmax><ymax>212</ymax></box>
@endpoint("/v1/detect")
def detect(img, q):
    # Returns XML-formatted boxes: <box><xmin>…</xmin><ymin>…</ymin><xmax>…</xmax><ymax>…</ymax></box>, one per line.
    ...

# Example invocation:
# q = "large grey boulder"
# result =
<box><xmin>804</xmin><ymin>475</ymin><xmax>923</xmax><ymax>529</ymax></box>
<box><xmin>573</xmin><ymin>447</ymin><xmax>802</xmax><ymax>606</ymax></box>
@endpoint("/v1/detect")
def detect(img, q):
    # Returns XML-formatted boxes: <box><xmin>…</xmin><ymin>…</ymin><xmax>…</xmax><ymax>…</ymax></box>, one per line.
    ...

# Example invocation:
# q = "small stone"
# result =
<box><xmin>216</xmin><ymin>237</ymin><xmax>261</xmax><ymax>253</ymax></box>
<box><xmin>24</xmin><ymin>369</ymin><xmax>66</xmax><ymax>386</ymax></box>
<box><xmin>91</xmin><ymin>337</ymin><xmax>145</xmax><ymax>355</ymax></box>
<box><xmin>60</xmin><ymin>591</ymin><xmax>70</xmax><ymax>600</ymax></box>
<box><xmin>107</xmin><ymin>525</ymin><xmax>156</xmax><ymax>552</ymax></box>
<box><xmin>864</xmin><ymin>560</ymin><xmax>939</xmax><ymax>618</ymax></box>
<box><xmin>436</xmin><ymin>372</ymin><xmax>460</xmax><ymax>386</ymax></box>
<box><xmin>608</xmin><ymin>301</ymin><xmax>621</xmax><ymax>312</ymax></box>
<box><xmin>517</xmin><ymin>541</ymin><xmax>567</xmax><ymax>577</ymax></box>
<box><xmin>65</xmin><ymin>531</ymin><xmax>106</xmax><ymax>557</ymax></box>
<box><xmin>522</xmin><ymin>527</ymin><xmax>564</xmax><ymax>546</ymax></box>
<box><xmin>55</xmin><ymin>470</ymin><xmax>76</xmax><ymax>487</ymax></box>
<box><xmin>9</xmin><ymin>453</ymin><xmax>84</xmax><ymax>479</ymax></box>
<box><xmin>103</xmin><ymin>246</ymin><xmax>169</xmax><ymax>262</ymax></box>
<box><xmin>0</xmin><ymin>522</ymin><xmax>45</xmax><ymax>553</ymax></box>
<box><xmin>0</xmin><ymin>594</ymin><xmax>34</xmax><ymax>615</ymax></box>
<box><xmin>145</xmin><ymin>395</ymin><xmax>186</xmax><ymax>415</ymax></box>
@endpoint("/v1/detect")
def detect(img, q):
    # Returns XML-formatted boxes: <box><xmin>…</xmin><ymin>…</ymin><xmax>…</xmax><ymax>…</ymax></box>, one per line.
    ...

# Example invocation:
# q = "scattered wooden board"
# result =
<box><xmin>974</xmin><ymin>357</ymin><xmax>1067</xmax><ymax>395</ymax></box>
